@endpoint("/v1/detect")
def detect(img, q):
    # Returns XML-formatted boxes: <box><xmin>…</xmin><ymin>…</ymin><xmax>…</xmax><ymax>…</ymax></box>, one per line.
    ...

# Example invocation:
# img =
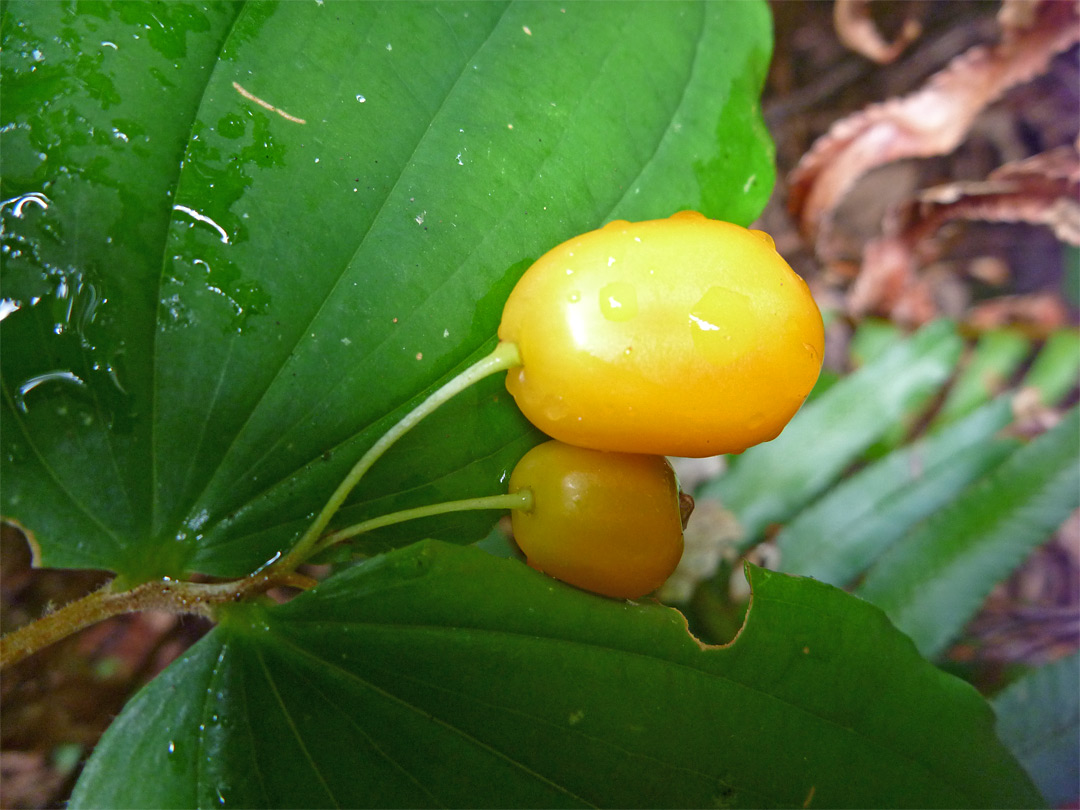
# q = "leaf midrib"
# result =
<box><xmin>149</xmin><ymin>0</ymin><xmax>249</xmax><ymax>545</ymax></box>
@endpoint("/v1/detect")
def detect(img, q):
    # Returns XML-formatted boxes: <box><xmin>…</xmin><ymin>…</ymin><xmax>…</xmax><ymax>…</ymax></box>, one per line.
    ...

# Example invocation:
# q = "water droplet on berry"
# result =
<box><xmin>689</xmin><ymin>286</ymin><xmax>754</xmax><ymax>366</ymax></box>
<box><xmin>543</xmin><ymin>396</ymin><xmax>570</xmax><ymax>423</ymax></box>
<box><xmin>598</xmin><ymin>282</ymin><xmax>637</xmax><ymax>322</ymax></box>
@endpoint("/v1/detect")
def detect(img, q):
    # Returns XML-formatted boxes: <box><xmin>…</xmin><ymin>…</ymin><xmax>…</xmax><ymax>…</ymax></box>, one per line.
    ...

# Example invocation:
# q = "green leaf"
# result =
<box><xmin>701</xmin><ymin>320</ymin><xmax>963</xmax><ymax>546</ymax></box>
<box><xmin>1</xmin><ymin>1</ymin><xmax>775</xmax><ymax>582</ymax></box>
<box><xmin>848</xmin><ymin>318</ymin><xmax>903</xmax><ymax>367</ymax></box>
<box><xmin>1022</xmin><ymin>329</ymin><xmax>1080</xmax><ymax>407</ymax></box>
<box><xmin>70</xmin><ymin>541</ymin><xmax>1041</xmax><ymax>809</ymax></box>
<box><xmin>767</xmin><ymin>327</ymin><xmax>1079</xmax><ymax>588</ymax></box>
<box><xmin>1</xmin><ymin>0</ymin><xmax>245</xmax><ymax>575</ymax></box>
<box><xmin>858</xmin><ymin>406</ymin><xmax>1080</xmax><ymax>659</ymax></box>
<box><xmin>776</xmin><ymin>397</ymin><xmax>1020</xmax><ymax>587</ymax></box>
<box><xmin>930</xmin><ymin>329</ymin><xmax>1031</xmax><ymax>428</ymax></box>
<box><xmin>1064</xmin><ymin>245</ymin><xmax>1080</xmax><ymax>307</ymax></box>
<box><xmin>993</xmin><ymin>652</ymin><xmax>1080</xmax><ymax>808</ymax></box>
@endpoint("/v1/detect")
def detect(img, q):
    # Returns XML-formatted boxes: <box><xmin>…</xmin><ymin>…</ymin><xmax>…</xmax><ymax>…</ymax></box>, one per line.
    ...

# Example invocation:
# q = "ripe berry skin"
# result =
<box><xmin>498</xmin><ymin>211</ymin><xmax>825</xmax><ymax>457</ymax></box>
<box><xmin>508</xmin><ymin>441</ymin><xmax>683</xmax><ymax>600</ymax></box>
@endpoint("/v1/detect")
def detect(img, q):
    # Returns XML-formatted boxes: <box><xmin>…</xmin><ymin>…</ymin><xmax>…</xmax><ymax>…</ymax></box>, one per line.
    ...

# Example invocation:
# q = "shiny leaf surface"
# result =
<box><xmin>1</xmin><ymin>1</ymin><xmax>775</xmax><ymax>581</ymax></box>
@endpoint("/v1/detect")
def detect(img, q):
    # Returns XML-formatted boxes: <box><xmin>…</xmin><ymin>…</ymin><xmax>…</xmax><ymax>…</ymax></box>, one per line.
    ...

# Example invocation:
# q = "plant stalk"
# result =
<box><xmin>0</xmin><ymin>571</ymin><xmax>312</xmax><ymax>670</ymax></box>
<box><xmin>314</xmin><ymin>489</ymin><xmax>532</xmax><ymax>554</ymax></box>
<box><xmin>271</xmin><ymin>340</ymin><xmax>521</xmax><ymax>574</ymax></box>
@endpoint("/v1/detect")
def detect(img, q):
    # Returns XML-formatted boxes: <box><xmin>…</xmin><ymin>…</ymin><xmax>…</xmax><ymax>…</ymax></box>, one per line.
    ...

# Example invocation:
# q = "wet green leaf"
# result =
<box><xmin>1</xmin><ymin>0</ymin><xmax>245</xmax><ymax>575</ymax></box>
<box><xmin>858</xmin><ymin>406</ymin><xmax>1080</xmax><ymax>659</ymax></box>
<box><xmin>70</xmin><ymin>541</ymin><xmax>1041</xmax><ymax>809</ymax></box>
<box><xmin>1</xmin><ymin>1</ymin><xmax>775</xmax><ymax>581</ymax></box>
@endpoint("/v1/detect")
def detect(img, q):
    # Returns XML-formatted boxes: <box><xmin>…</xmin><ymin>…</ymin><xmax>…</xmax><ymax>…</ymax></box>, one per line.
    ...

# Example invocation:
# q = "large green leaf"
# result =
<box><xmin>700</xmin><ymin>320</ymin><xmax>963</xmax><ymax>546</ymax></box>
<box><xmin>70</xmin><ymin>541</ymin><xmax>1040</xmax><ymax>809</ymax></box>
<box><xmin>1</xmin><ymin>1</ymin><xmax>245</xmax><ymax>575</ymax></box>
<box><xmin>858</xmin><ymin>406</ymin><xmax>1080</xmax><ymax>659</ymax></box>
<box><xmin>1</xmin><ymin>1</ymin><xmax>775</xmax><ymax>582</ymax></box>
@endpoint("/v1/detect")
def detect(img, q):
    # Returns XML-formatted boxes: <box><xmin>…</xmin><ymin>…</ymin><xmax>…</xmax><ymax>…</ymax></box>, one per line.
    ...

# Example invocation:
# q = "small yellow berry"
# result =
<box><xmin>508</xmin><ymin>441</ymin><xmax>683</xmax><ymax>599</ymax></box>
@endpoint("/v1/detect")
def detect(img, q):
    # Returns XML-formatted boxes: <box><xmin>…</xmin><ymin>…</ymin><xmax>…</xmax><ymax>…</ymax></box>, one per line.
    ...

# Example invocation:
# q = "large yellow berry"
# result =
<box><xmin>508</xmin><ymin>440</ymin><xmax>683</xmax><ymax>599</ymax></box>
<box><xmin>498</xmin><ymin>211</ymin><xmax>824</xmax><ymax>457</ymax></box>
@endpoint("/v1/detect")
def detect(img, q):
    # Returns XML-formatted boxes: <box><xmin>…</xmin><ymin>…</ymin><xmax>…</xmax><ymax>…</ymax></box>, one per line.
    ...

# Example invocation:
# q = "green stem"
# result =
<box><xmin>272</xmin><ymin>341</ymin><xmax>522</xmax><ymax>574</ymax></box>
<box><xmin>315</xmin><ymin>489</ymin><xmax>532</xmax><ymax>554</ymax></box>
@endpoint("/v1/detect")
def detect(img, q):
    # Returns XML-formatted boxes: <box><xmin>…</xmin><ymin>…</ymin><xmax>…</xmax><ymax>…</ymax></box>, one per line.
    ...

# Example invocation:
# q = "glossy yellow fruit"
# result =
<box><xmin>498</xmin><ymin>211</ymin><xmax>825</xmax><ymax>457</ymax></box>
<box><xmin>508</xmin><ymin>440</ymin><xmax>683</xmax><ymax>599</ymax></box>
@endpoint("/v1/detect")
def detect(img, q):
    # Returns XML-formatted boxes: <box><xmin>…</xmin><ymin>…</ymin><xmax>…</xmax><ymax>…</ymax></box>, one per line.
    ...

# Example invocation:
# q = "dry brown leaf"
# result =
<box><xmin>656</xmin><ymin>498</ymin><xmax>741</xmax><ymax>604</ymax></box>
<box><xmin>847</xmin><ymin>237</ymin><xmax>926</xmax><ymax>322</ymax></box>
<box><xmin>904</xmin><ymin>146</ymin><xmax>1080</xmax><ymax>243</ymax></box>
<box><xmin>790</xmin><ymin>0</ymin><xmax>1079</xmax><ymax>258</ymax></box>
<box><xmin>967</xmin><ymin>256</ymin><xmax>1012</xmax><ymax>286</ymax></box>
<box><xmin>1011</xmin><ymin>386</ymin><xmax>1065</xmax><ymax>436</ymax></box>
<box><xmin>966</xmin><ymin>292</ymin><xmax>1069</xmax><ymax>334</ymax></box>
<box><xmin>850</xmin><ymin>145</ymin><xmax>1080</xmax><ymax>323</ymax></box>
<box><xmin>833</xmin><ymin>0</ymin><xmax>922</xmax><ymax>64</ymax></box>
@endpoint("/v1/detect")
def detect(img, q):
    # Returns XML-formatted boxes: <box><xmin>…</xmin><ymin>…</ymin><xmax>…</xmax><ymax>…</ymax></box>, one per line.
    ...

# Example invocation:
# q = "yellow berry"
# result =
<box><xmin>498</xmin><ymin>211</ymin><xmax>824</xmax><ymax>457</ymax></box>
<box><xmin>508</xmin><ymin>440</ymin><xmax>683</xmax><ymax>599</ymax></box>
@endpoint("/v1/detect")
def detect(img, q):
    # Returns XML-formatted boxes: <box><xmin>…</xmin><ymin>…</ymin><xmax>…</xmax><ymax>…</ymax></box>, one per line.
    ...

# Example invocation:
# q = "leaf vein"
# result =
<box><xmin>278</xmin><ymin>614</ymin><xmax>955</xmax><ymax>793</ymax></box>
<box><xmin>271</xmin><ymin>630</ymin><xmax>598</xmax><ymax>808</ymax></box>
<box><xmin>254</xmin><ymin>645</ymin><xmax>341</xmax><ymax>808</ymax></box>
